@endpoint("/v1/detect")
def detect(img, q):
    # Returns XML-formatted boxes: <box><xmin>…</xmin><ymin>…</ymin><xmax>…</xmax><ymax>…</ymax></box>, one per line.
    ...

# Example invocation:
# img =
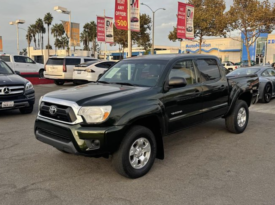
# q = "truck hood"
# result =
<box><xmin>44</xmin><ymin>83</ymin><xmax>150</xmax><ymax>106</ymax></box>
<box><xmin>0</xmin><ymin>74</ymin><xmax>28</xmax><ymax>86</ymax></box>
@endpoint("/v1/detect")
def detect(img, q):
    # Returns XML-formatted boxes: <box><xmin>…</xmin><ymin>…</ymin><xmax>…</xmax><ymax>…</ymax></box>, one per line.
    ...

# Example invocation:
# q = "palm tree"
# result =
<box><xmin>29</xmin><ymin>24</ymin><xmax>37</xmax><ymax>48</ymax></box>
<box><xmin>26</xmin><ymin>27</ymin><xmax>33</xmax><ymax>48</ymax></box>
<box><xmin>60</xmin><ymin>36</ymin><xmax>69</xmax><ymax>49</ymax></box>
<box><xmin>44</xmin><ymin>13</ymin><xmax>53</xmax><ymax>56</ymax></box>
<box><xmin>51</xmin><ymin>24</ymin><xmax>59</xmax><ymax>53</ymax></box>
<box><xmin>54</xmin><ymin>38</ymin><xmax>62</xmax><ymax>50</ymax></box>
<box><xmin>35</xmin><ymin>18</ymin><xmax>44</xmax><ymax>49</ymax></box>
<box><xmin>80</xmin><ymin>31</ymin><xmax>89</xmax><ymax>51</ymax></box>
<box><xmin>83</xmin><ymin>21</ymin><xmax>97</xmax><ymax>55</ymax></box>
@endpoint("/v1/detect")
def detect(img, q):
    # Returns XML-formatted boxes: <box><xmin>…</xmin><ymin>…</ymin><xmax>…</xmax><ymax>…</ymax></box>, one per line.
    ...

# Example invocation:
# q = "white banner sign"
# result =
<box><xmin>130</xmin><ymin>0</ymin><xmax>140</xmax><ymax>32</ymax></box>
<box><xmin>185</xmin><ymin>4</ymin><xmax>195</xmax><ymax>39</ymax></box>
<box><xmin>105</xmin><ymin>17</ymin><xmax>114</xmax><ymax>43</ymax></box>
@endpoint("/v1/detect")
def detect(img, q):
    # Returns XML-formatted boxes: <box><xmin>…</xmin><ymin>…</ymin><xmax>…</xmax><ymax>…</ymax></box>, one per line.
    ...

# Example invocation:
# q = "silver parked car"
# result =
<box><xmin>227</xmin><ymin>66</ymin><xmax>275</xmax><ymax>103</ymax></box>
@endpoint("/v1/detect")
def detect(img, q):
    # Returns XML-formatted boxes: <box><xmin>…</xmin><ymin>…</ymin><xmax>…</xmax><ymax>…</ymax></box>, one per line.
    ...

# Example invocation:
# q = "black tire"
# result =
<box><xmin>39</xmin><ymin>69</ymin><xmax>44</xmax><ymax>78</ymax></box>
<box><xmin>112</xmin><ymin>126</ymin><xmax>157</xmax><ymax>179</ymax></box>
<box><xmin>54</xmin><ymin>80</ymin><xmax>65</xmax><ymax>86</ymax></box>
<box><xmin>73</xmin><ymin>80</ymin><xmax>79</xmax><ymax>85</ymax></box>
<box><xmin>261</xmin><ymin>83</ymin><xmax>272</xmax><ymax>103</ymax></box>
<box><xmin>19</xmin><ymin>105</ymin><xmax>33</xmax><ymax>114</ymax></box>
<box><xmin>225</xmin><ymin>100</ymin><xmax>249</xmax><ymax>134</ymax></box>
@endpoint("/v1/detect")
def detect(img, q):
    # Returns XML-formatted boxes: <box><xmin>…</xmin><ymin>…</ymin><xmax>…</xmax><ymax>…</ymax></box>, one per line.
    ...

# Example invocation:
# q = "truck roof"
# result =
<box><xmin>123</xmin><ymin>54</ymin><xmax>219</xmax><ymax>61</ymax></box>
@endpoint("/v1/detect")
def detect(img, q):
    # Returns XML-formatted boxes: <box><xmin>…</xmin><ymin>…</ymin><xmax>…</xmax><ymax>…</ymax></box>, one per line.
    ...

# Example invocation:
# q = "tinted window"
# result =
<box><xmin>0</xmin><ymin>61</ymin><xmax>13</xmax><ymax>74</ymax></box>
<box><xmin>96</xmin><ymin>63</ymin><xmax>109</xmax><ymax>68</ymax></box>
<box><xmin>14</xmin><ymin>56</ymin><xmax>26</xmax><ymax>63</ymax></box>
<box><xmin>46</xmin><ymin>58</ymin><xmax>64</xmax><ymax>65</ymax></box>
<box><xmin>196</xmin><ymin>59</ymin><xmax>220</xmax><ymax>81</ymax></box>
<box><xmin>84</xmin><ymin>58</ymin><xmax>98</xmax><ymax>62</ymax></box>
<box><xmin>262</xmin><ymin>70</ymin><xmax>270</xmax><ymax>77</ymax></box>
<box><xmin>66</xmin><ymin>58</ymin><xmax>81</xmax><ymax>65</ymax></box>
<box><xmin>0</xmin><ymin>56</ymin><xmax>11</xmax><ymax>62</ymax></box>
<box><xmin>169</xmin><ymin>60</ymin><xmax>197</xmax><ymax>85</ymax></box>
<box><xmin>75</xmin><ymin>61</ymin><xmax>99</xmax><ymax>67</ymax></box>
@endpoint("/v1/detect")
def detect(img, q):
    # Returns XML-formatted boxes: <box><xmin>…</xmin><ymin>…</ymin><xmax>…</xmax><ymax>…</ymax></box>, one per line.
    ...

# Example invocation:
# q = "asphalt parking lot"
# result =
<box><xmin>1</xmin><ymin>84</ymin><xmax>275</xmax><ymax>205</ymax></box>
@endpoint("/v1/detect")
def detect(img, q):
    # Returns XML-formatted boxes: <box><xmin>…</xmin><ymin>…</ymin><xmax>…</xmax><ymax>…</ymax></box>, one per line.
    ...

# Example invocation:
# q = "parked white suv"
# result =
<box><xmin>73</xmin><ymin>61</ymin><xmax>117</xmax><ymax>83</ymax></box>
<box><xmin>0</xmin><ymin>54</ymin><xmax>45</xmax><ymax>77</ymax></box>
<box><xmin>44</xmin><ymin>56</ymin><xmax>97</xmax><ymax>85</ymax></box>
<box><xmin>222</xmin><ymin>61</ymin><xmax>239</xmax><ymax>72</ymax></box>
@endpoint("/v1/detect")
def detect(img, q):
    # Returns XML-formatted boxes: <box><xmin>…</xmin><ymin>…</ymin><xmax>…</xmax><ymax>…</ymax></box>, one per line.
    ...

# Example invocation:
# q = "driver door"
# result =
<box><xmin>160</xmin><ymin>59</ymin><xmax>203</xmax><ymax>134</ymax></box>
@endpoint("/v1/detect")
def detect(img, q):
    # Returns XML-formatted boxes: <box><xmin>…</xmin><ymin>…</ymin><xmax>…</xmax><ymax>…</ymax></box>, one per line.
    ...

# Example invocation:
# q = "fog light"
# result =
<box><xmin>85</xmin><ymin>139</ymin><xmax>100</xmax><ymax>151</ymax></box>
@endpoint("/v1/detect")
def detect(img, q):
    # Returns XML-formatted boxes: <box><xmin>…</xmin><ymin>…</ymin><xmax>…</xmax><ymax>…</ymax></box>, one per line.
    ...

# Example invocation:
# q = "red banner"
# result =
<box><xmin>115</xmin><ymin>0</ymin><xmax>128</xmax><ymax>30</ymax></box>
<box><xmin>177</xmin><ymin>2</ymin><xmax>194</xmax><ymax>40</ymax></box>
<box><xmin>97</xmin><ymin>16</ymin><xmax>105</xmax><ymax>42</ymax></box>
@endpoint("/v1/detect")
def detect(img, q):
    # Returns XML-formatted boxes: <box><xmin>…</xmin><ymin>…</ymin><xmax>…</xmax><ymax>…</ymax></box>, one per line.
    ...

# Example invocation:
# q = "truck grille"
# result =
<box><xmin>37</xmin><ymin>128</ymin><xmax>71</xmax><ymax>143</ymax></box>
<box><xmin>0</xmin><ymin>85</ymin><xmax>25</xmax><ymax>95</ymax></box>
<box><xmin>40</xmin><ymin>102</ymin><xmax>77</xmax><ymax>123</ymax></box>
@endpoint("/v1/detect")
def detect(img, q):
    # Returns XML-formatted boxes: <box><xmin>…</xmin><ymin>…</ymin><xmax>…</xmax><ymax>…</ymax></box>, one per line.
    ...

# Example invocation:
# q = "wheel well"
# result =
<box><xmin>131</xmin><ymin>116</ymin><xmax>164</xmax><ymax>160</ymax></box>
<box><xmin>239</xmin><ymin>92</ymin><xmax>252</xmax><ymax>107</ymax></box>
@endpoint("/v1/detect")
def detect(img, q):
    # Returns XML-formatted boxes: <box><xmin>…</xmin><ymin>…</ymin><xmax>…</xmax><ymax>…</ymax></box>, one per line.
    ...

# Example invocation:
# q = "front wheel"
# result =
<box><xmin>54</xmin><ymin>80</ymin><xmax>65</xmax><ymax>86</ymax></box>
<box><xmin>39</xmin><ymin>69</ymin><xmax>44</xmax><ymax>78</ymax></box>
<box><xmin>112</xmin><ymin>126</ymin><xmax>157</xmax><ymax>179</ymax></box>
<box><xmin>225</xmin><ymin>100</ymin><xmax>249</xmax><ymax>134</ymax></box>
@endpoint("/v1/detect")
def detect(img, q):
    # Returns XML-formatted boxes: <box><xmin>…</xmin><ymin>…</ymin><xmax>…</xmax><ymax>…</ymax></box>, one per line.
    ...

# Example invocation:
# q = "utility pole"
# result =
<box><xmin>104</xmin><ymin>9</ymin><xmax>107</xmax><ymax>60</ymax></box>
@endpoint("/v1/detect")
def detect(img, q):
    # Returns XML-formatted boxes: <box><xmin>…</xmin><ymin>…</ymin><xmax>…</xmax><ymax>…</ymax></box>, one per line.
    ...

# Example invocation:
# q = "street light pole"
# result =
<box><xmin>141</xmin><ymin>3</ymin><xmax>165</xmax><ymax>55</ymax></box>
<box><xmin>10</xmin><ymin>20</ymin><xmax>25</xmax><ymax>55</ymax></box>
<box><xmin>54</xmin><ymin>6</ymin><xmax>71</xmax><ymax>56</ymax></box>
<box><xmin>127</xmin><ymin>0</ymin><xmax>132</xmax><ymax>58</ymax></box>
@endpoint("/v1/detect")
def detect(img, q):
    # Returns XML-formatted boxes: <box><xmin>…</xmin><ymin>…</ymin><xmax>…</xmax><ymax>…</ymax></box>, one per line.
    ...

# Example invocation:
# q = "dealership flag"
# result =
<box><xmin>0</xmin><ymin>36</ymin><xmax>2</xmax><ymax>52</ymax></box>
<box><xmin>61</xmin><ymin>21</ymin><xmax>80</xmax><ymax>46</ymax></box>
<box><xmin>115</xmin><ymin>0</ymin><xmax>128</xmax><ymax>30</ymax></box>
<box><xmin>105</xmin><ymin>17</ymin><xmax>114</xmax><ymax>43</ymax></box>
<box><xmin>177</xmin><ymin>2</ymin><xmax>194</xmax><ymax>39</ymax></box>
<box><xmin>97</xmin><ymin>16</ymin><xmax>106</xmax><ymax>42</ymax></box>
<box><xmin>130</xmin><ymin>0</ymin><xmax>140</xmax><ymax>32</ymax></box>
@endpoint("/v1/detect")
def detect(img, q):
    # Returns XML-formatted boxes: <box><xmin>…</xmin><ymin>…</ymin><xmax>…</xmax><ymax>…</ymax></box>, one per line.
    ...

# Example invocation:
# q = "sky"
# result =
<box><xmin>0</xmin><ymin>0</ymin><xmax>247</xmax><ymax>54</ymax></box>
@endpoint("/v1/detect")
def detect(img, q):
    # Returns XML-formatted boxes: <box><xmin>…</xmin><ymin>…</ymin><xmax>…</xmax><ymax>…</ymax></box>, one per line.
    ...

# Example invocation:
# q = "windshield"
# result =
<box><xmin>0</xmin><ymin>61</ymin><xmax>14</xmax><ymax>75</ymax></box>
<box><xmin>227</xmin><ymin>68</ymin><xmax>260</xmax><ymax>76</ymax></box>
<box><xmin>99</xmin><ymin>60</ymin><xmax>169</xmax><ymax>87</ymax></box>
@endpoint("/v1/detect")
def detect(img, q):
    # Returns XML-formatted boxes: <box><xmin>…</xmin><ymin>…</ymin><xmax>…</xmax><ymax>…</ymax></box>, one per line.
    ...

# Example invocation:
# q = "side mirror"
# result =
<box><xmin>169</xmin><ymin>77</ymin><xmax>187</xmax><ymax>88</ymax></box>
<box><xmin>15</xmin><ymin>71</ymin><xmax>21</xmax><ymax>75</ymax></box>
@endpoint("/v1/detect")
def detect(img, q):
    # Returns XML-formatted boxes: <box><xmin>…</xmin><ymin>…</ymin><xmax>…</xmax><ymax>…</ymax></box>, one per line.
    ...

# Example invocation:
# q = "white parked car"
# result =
<box><xmin>222</xmin><ymin>61</ymin><xmax>239</xmax><ymax>72</ymax></box>
<box><xmin>0</xmin><ymin>54</ymin><xmax>45</xmax><ymax>77</ymax></box>
<box><xmin>44</xmin><ymin>56</ymin><xmax>97</xmax><ymax>85</ymax></box>
<box><xmin>73</xmin><ymin>61</ymin><xmax>117</xmax><ymax>83</ymax></box>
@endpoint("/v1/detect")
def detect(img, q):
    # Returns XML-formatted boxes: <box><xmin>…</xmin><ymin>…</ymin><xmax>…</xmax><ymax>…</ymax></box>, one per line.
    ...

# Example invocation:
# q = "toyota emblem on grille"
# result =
<box><xmin>49</xmin><ymin>105</ymin><xmax>57</xmax><ymax>115</ymax></box>
<box><xmin>3</xmin><ymin>87</ymin><xmax>10</xmax><ymax>94</ymax></box>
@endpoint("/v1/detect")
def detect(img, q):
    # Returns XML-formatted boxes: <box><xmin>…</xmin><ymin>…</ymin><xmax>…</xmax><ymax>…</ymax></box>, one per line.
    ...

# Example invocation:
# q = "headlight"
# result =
<box><xmin>25</xmin><ymin>81</ymin><xmax>33</xmax><ymax>91</ymax></box>
<box><xmin>78</xmin><ymin>106</ymin><xmax>112</xmax><ymax>123</ymax></box>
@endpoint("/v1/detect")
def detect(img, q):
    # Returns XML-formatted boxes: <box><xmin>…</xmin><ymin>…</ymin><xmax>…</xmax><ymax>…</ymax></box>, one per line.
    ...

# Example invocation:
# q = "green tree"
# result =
<box><xmin>54</xmin><ymin>38</ymin><xmax>62</xmax><ymax>49</ymax></box>
<box><xmin>132</xmin><ymin>14</ymin><xmax>152</xmax><ymax>51</ymax></box>
<box><xmin>51</xmin><ymin>23</ymin><xmax>65</xmax><ymax>52</ymax></box>
<box><xmin>26</xmin><ymin>28</ymin><xmax>33</xmax><ymax>48</ymax></box>
<box><xmin>60</xmin><ymin>36</ymin><xmax>69</xmax><ymax>49</ymax></box>
<box><xmin>44</xmin><ymin>12</ymin><xmax>53</xmax><ymax>56</ymax></box>
<box><xmin>29</xmin><ymin>24</ymin><xmax>37</xmax><ymax>48</ymax></box>
<box><xmin>80</xmin><ymin>31</ymin><xmax>90</xmax><ymax>51</ymax></box>
<box><xmin>168</xmin><ymin>0</ymin><xmax>228</xmax><ymax>53</ymax></box>
<box><xmin>82</xmin><ymin>21</ymin><xmax>97</xmax><ymax>54</ymax></box>
<box><xmin>226</xmin><ymin>0</ymin><xmax>275</xmax><ymax>66</ymax></box>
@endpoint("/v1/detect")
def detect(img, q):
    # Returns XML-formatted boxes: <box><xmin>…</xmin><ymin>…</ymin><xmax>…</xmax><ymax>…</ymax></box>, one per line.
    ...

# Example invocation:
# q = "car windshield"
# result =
<box><xmin>99</xmin><ymin>60</ymin><xmax>169</xmax><ymax>87</ymax></box>
<box><xmin>0</xmin><ymin>61</ymin><xmax>14</xmax><ymax>75</ymax></box>
<box><xmin>227</xmin><ymin>68</ymin><xmax>260</xmax><ymax>76</ymax></box>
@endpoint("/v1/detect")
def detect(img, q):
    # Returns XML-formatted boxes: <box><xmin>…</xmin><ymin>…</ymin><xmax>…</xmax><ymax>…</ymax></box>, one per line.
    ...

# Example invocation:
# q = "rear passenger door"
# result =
<box><xmin>195</xmin><ymin>58</ymin><xmax>229</xmax><ymax>121</ymax></box>
<box><xmin>161</xmin><ymin>59</ymin><xmax>203</xmax><ymax>133</ymax></box>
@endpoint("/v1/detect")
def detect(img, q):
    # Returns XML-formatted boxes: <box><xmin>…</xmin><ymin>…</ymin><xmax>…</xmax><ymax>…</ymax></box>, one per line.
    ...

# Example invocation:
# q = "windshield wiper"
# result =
<box><xmin>97</xmin><ymin>81</ymin><xmax>110</xmax><ymax>84</ymax></box>
<box><xmin>114</xmin><ymin>82</ymin><xmax>135</xmax><ymax>86</ymax></box>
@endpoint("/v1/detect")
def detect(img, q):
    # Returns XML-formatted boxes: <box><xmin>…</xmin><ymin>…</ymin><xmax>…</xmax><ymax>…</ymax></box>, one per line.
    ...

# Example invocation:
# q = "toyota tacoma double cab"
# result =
<box><xmin>0</xmin><ymin>60</ymin><xmax>35</xmax><ymax>114</ymax></box>
<box><xmin>35</xmin><ymin>54</ymin><xmax>259</xmax><ymax>178</ymax></box>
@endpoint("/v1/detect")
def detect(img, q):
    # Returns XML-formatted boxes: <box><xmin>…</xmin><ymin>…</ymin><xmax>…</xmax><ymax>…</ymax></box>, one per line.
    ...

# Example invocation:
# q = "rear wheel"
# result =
<box><xmin>54</xmin><ymin>80</ymin><xmax>65</xmax><ymax>86</ymax></box>
<box><xmin>39</xmin><ymin>69</ymin><xmax>44</xmax><ymax>78</ymax></box>
<box><xmin>225</xmin><ymin>100</ymin><xmax>249</xmax><ymax>134</ymax></box>
<box><xmin>262</xmin><ymin>83</ymin><xmax>272</xmax><ymax>103</ymax></box>
<box><xmin>19</xmin><ymin>105</ymin><xmax>33</xmax><ymax>114</ymax></box>
<box><xmin>112</xmin><ymin>126</ymin><xmax>157</xmax><ymax>179</ymax></box>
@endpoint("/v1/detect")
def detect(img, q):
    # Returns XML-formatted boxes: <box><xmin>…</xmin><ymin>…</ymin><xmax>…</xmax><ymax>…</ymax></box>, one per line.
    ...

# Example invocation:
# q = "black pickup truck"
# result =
<box><xmin>0</xmin><ymin>60</ymin><xmax>35</xmax><ymax>114</ymax></box>
<box><xmin>35</xmin><ymin>54</ymin><xmax>259</xmax><ymax>178</ymax></box>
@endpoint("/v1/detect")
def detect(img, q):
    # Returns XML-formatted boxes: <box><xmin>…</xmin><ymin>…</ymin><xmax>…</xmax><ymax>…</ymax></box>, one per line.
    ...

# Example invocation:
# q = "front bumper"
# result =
<box><xmin>73</xmin><ymin>71</ymin><xmax>97</xmax><ymax>82</ymax></box>
<box><xmin>0</xmin><ymin>91</ymin><xmax>35</xmax><ymax>110</ymax></box>
<box><xmin>35</xmin><ymin>116</ymin><xmax>125</xmax><ymax>157</ymax></box>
